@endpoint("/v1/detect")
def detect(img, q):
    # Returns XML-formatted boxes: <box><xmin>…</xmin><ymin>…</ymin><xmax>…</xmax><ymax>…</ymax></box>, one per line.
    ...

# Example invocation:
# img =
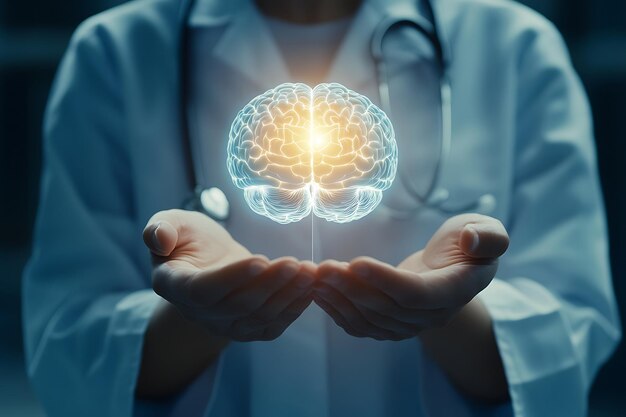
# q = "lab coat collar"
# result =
<box><xmin>324</xmin><ymin>0</ymin><xmax>432</xmax><ymax>89</ymax></box>
<box><xmin>187</xmin><ymin>0</ymin><xmax>429</xmax><ymax>27</ymax></box>
<box><xmin>184</xmin><ymin>0</ymin><xmax>432</xmax><ymax>89</ymax></box>
<box><xmin>189</xmin><ymin>0</ymin><xmax>291</xmax><ymax>89</ymax></box>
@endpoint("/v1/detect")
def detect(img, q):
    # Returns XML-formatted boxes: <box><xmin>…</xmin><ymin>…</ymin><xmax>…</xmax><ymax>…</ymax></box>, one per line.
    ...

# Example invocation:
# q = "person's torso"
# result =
<box><xmin>94</xmin><ymin>0</ymin><xmax>536</xmax><ymax>415</ymax></box>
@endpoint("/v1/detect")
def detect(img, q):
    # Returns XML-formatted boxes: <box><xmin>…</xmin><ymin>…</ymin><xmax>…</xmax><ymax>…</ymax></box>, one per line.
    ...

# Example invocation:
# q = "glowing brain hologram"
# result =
<box><xmin>227</xmin><ymin>83</ymin><xmax>398</xmax><ymax>224</ymax></box>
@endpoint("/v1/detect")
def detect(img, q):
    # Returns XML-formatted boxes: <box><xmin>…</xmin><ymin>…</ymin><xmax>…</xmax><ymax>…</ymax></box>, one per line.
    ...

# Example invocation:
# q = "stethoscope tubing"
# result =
<box><xmin>178</xmin><ymin>0</ymin><xmax>494</xmax><ymax>222</ymax></box>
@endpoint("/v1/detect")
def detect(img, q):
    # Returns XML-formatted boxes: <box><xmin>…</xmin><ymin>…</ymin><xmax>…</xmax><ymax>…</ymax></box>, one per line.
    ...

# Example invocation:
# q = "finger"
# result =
<box><xmin>348</xmin><ymin>257</ymin><xmax>445</xmax><ymax>309</ymax></box>
<box><xmin>420</xmin><ymin>262</ymin><xmax>498</xmax><ymax>307</ymax></box>
<box><xmin>185</xmin><ymin>257</ymin><xmax>269</xmax><ymax>306</ymax></box>
<box><xmin>357</xmin><ymin>307</ymin><xmax>418</xmax><ymax>340</ymax></box>
<box><xmin>209</xmin><ymin>258</ymin><xmax>302</xmax><ymax>318</ymax></box>
<box><xmin>313</xmin><ymin>294</ymin><xmax>367</xmax><ymax>338</ymax></box>
<box><xmin>229</xmin><ymin>328</ymin><xmax>266</xmax><ymax>343</ymax></box>
<box><xmin>459</xmin><ymin>219</ymin><xmax>509</xmax><ymax>259</ymax></box>
<box><xmin>260</xmin><ymin>293</ymin><xmax>315</xmax><ymax>340</ymax></box>
<box><xmin>233</xmin><ymin>292</ymin><xmax>314</xmax><ymax>340</ymax></box>
<box><xmin>314</xmin><ymin>284</ymin><xmax>398</xmax><ymax>340</ymax></box>
<box><xmin>319</xmin><ymin>260</ymin><xmax>402</xmax><ymax>315</ymax></box>
<box><xmin>424</xmin><ymin>214</ymin><xmax>509</xmax><ymax>266</ymax></box>
<box><xmin>318</xmin><ymin>263</ymin><xmax>421</xmax><ymax>337</ymax></box>
<box><xmin>242</xmin><ymin>268</ymin><xmax>315</xmax><ymax>323</ymax></box>
<box><xmin>351</xmin><ymin>256</ymin><xmax>496</xmax><ymax>310</ymax></box>
<box><xmin>143</xmin><ymin>209</ymin><xmax>237</xmax><ymax>259</ymax></box>
<box><xmin>151</xmin><ymin>263</ymin><xmax>197</xmax><ymax>305</ymax></box>
<box><xmin>300</xmin><ymin>260</ymin><xmax>317</xmax><ymax>278</ymax></box>
<box><xmin>143</xmin><ymin>209</ymin><xmax>215</xmax><ymax>257</ymax></box>
<box><xmin>318</xmin><ymin>263</ymin><xmax>449</xmax><ymax>326</ymax></box>
<box><xmin>143</xmin><ymin>218</ymin><xmax>179</xmax><ymax>257</ymax></box>
<box><xmin>280</xmin><ymin>291</ymin><xmax>315</xmax><ymax>320</ymax></box>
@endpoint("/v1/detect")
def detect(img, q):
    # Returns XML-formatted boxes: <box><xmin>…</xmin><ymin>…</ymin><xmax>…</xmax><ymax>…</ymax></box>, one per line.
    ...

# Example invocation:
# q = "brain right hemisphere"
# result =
<box><xmin>227</xmin><ymin>83</ymin><xmax>397</xmax><ymax>224</ymax></box>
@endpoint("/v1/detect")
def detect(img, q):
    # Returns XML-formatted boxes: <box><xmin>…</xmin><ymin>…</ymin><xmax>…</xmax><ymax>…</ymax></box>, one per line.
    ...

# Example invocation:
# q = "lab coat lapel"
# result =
<box><xmin>325</xmin><ymin>2</ymin><xmax>380</xmax><ymax>90</ymax></box>
<box><xmin>207</xmin><ymin>1</ymin><xmax>291</xmax><ymax>90</ymax></box>
<box><xmin>326</xmin><ymin>0</ymin><xmax>428</xmax><ymax>90</ymax></box>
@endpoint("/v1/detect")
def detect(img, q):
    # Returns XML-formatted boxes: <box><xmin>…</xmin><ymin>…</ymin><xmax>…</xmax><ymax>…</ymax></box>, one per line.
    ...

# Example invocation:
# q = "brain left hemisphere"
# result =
<box><xmin>246</xmin><ymin>103</ymin><xmax>311</xmax><ymax>189</ymax></box>
<box><xmin>228</xmin><ymin>87</ymin><xmax>315</xmax><ymax>223</ymax></box>
<box><xmin>231</xmin><ymin>89</ymin><xmax>311</xmax><ymax>191</ymax></box>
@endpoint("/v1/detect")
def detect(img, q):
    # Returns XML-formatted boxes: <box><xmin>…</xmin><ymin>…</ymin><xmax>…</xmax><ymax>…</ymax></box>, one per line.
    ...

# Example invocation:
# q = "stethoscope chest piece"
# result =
<box><xmin>185</xmin><ymin>186</ymin><xmax>230</xmax><ymax>222</ymax></box>
<box><xmin>200</xmin><ymin>187</ymin><xmax>230</xmax><ymax>221</ymax></box>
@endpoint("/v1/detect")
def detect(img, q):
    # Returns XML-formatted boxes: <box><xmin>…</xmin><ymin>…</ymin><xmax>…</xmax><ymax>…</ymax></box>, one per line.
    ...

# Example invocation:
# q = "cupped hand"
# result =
<box><xmin>314</xmin><ymin>214</ymin><xmax>509</xmax><ymax>340</ymax></box>
<box><xmin>143</xmin><ymin>209</ymin><xmax>315</xmax><ymax>341</ymax></box>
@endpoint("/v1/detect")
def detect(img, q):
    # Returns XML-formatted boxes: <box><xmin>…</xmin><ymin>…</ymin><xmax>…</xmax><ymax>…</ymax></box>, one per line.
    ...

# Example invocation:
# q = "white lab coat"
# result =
<box><xmin>23</xmin><ymin>0</ymin><xmax>621</xmax><ymax>416</ymax></box>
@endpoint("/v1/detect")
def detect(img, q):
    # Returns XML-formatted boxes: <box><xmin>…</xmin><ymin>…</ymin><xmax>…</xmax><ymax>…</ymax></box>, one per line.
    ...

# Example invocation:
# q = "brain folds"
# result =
<box><xmin>227</xmin><ymin>83</ymin><xmax>397</xmax><ymax>224</ymax></box>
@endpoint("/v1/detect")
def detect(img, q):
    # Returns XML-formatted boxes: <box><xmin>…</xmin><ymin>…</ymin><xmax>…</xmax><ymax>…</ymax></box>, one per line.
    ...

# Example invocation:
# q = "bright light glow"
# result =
<box><xmin>312</xmin><ymin>133</ymin><xmax>325</xmax><ymax>148</ymax></box>
<box><xmin>227</xmin><ymin>83</ymin><xmax>398</xmax><ymax>224</ymax></box>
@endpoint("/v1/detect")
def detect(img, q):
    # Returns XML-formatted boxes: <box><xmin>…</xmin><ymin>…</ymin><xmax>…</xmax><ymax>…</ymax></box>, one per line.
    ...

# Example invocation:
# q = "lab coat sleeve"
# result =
<box><xmin>477</xmin><ymin>19</ymin><xmax>621</xmax><ymax>417</ymax></box>
<box><xmin>22</xmin><ymin>18</ymin><xmax>161</xmax><ymax>417</ymax></box>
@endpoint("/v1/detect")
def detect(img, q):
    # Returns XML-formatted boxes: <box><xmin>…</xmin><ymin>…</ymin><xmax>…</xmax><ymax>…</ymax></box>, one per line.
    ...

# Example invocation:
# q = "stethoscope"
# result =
<box><xmin>179</xmin><ymin>0</ymin><xmax>496</xmax><ymax>223</ymax></box>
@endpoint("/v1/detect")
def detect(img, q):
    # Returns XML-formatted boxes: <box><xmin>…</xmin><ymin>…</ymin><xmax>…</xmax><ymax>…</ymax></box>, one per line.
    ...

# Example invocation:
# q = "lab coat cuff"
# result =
<box><xmin>108</xmin><ymin>289</ymin><xmax>161</xmax><ymax>416</ymax></box>
<box><xmin>479</xmin><ymin>278</ymin><xmax>585</xmax><ymax>417</ymax></box>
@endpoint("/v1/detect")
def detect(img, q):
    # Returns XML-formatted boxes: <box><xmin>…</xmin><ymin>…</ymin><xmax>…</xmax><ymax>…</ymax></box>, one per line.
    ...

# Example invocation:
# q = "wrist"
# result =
<box><xmin>417</xmin><ymin>298</ymin><xmax>509</xmax><ymax>403</ymax></box>
<box><xmin>136</xmin><ymin>298</ymin><xmax>229</xmax><ymax>398</ymax></box>
<box><xmin>154</xmin><ymin>298</ymin><xmax>231</xmax><ymax>353</ymax></box>
<box><xmin>418</xmin><ymin>298</ymin><xmax>490</xmax><ymax>348</ymax></box>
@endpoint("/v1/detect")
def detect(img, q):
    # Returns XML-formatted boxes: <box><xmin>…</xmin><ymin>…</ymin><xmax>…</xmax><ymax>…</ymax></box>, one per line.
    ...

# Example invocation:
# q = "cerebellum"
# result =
<box><xmin>227</xmin><ymin>83</ymin><xmax>397</xmax><ymax>224</ymax></box>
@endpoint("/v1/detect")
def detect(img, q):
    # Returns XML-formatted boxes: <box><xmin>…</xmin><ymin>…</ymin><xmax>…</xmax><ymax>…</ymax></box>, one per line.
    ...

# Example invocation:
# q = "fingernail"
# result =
<box><xmin>151</xmin><ymin>222</ymin><xmax>163</xmax><ymax>253</ymax></box>
<box><xmin>352</xmin><ymin>263</ymin><xmax>369</xmax><ymax>278</ymax></box>
<box><xmin>281</xmin><ymin>263</ymin><xmax>299</xmax><ymax>279</ymax></box>
<box><xmin>295</xmin><ymin>272</ymin><xmax>315</xmax><ymax>289</ymax></box>
<box><xmin>249</xmin><ymin>261</ymin><xmax>266</xmax><ymax>276</ymax></box>
<box><xmin>466</xmin><ymin>225</ymin><xmax>480</xmax><ymax>252</ymax></box>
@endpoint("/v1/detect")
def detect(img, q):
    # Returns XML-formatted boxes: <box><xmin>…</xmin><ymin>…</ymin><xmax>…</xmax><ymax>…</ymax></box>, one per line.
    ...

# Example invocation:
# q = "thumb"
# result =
<box><xmin>459</xmin><ymin>217</ymin><xmax>509</xmax><ymax>259</ymax></box>
<box><xmin>142</xmin><ymin>210</ymin><xmax>183</xmax><ymax>257</ymax></box>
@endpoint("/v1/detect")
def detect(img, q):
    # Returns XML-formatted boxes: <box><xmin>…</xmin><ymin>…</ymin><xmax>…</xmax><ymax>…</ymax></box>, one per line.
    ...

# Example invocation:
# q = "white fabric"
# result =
<box><xmin>265</xmin><ymin>14</ymin><xmax>352</xmax><ymax>83</ymax></box>
<box><xmin>23</xmin><ymin>0</ymin><xmax>621</xmax><ymax>416</ymax></box>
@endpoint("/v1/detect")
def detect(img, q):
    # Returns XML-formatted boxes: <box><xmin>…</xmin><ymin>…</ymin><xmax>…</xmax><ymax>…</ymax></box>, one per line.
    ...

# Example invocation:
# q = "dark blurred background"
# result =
<box><xmin>0</xmin><ymin>0</ymin><xmax>624</xmax><ymax>415</ymax></box>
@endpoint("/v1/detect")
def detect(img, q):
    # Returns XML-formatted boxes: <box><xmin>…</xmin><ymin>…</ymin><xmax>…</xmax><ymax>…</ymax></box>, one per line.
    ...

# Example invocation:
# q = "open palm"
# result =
<box><xmin>314</xmin><ymin>214</ymin><xmax>509</xmax><ymax>340</ymax></box>
<box><xmin>143</xmin><ymin>209</ymin><xmax>315</xmax><ymax>341</ymax></box>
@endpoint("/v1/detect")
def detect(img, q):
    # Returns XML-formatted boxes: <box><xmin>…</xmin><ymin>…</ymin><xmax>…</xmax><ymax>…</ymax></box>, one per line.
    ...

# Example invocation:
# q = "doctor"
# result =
<box><xmin>23</xmin><ymin>0</ymin><xmax>620</xmax><ymax>416</ymax></box>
